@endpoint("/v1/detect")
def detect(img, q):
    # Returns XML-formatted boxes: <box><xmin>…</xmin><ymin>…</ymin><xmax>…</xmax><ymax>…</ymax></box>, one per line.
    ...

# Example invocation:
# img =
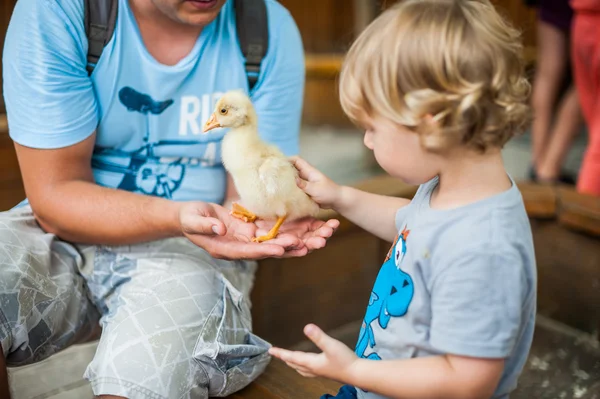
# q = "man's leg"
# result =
<box><xmin>80</xmin><ymin>237</ymin><xmax>269</xmax><ymax>399</ymax></box>
<box><xmin>0</xmin><ymin>206</ymin><xmax>101</xmax><ymax>393</ymax></box>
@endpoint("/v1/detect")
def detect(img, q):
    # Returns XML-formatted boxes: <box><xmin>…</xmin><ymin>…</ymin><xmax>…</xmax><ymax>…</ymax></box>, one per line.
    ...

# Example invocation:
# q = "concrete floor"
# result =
<box><xmin>8</xmin><ymin>125</ymin><xmax>595</xmax><ymax>399</ymax></box>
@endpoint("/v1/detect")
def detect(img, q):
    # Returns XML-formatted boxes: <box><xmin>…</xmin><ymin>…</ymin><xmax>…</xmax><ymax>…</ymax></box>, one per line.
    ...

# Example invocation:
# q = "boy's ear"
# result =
<box><xmin>425</xmin><ymin>113</ymin><xmax>442</xmax><ymax>125</ymax></box>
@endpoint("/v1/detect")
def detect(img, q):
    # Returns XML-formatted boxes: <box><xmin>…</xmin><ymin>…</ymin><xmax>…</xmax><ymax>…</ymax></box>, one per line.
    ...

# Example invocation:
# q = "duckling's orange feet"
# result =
<box><xmin>230</xmin><ymin>203</ymin><xmax>257</xmax><ymax>223</ymax></box>
<box><xmin>252</xmin><ymin>233</ymin><xmax>278</xmax><ymax>243</ymax></box>
<box><xmin>252</xmin><ymin>215</ymin><xmax>286</xmax><ymax>243</ymax></box>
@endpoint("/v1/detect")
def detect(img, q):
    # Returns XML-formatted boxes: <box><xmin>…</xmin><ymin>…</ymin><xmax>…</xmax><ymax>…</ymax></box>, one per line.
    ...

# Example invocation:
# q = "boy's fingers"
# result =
<box><xmin>292</xmin><ymin>157</ymin><xmax>317</xmax><ymax>181</ymax></box>
<box><xmin>296</xmin><ymin>177</ymin><xmax>307</xmax><ymax>189</ymax></box>
<box><xmin>287</xmin><ymin>362</ymin><xmax>315</xmax><ymax>375</ymax></box>
<box><xmin>269</xmin><ymin>347</ymin><xmax>291</xmax><ymax>360</ymax></box>
<box><xmin>270</xmin><ymin>347</ymin><xmax>315</xmax><ymax>368</ymax></box>
<box><xmin>296</xmin><ymin>369</ymin><xmax>317</xmax><ymax>378</ymax></box>
<box><xmin>304</xmin><ymin>324</ymin><xmax>335</xmax><ymax>353</ymax></box>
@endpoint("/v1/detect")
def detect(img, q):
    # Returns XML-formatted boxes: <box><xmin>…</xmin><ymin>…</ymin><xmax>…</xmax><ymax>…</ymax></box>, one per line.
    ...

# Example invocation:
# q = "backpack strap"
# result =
<box><xmin>85</xmin><ymin>0</ymin><xmax>118</xmax><ymax>76</ymax></box>
<box><xmin>234</xmin><ymin>0</ymin><xmax>269</xmax><ymax>91</ymax></box>
<box><xmin>84</xmin><ymin>0</ymin><xmax>269</xmax><ymax>90</ymax></box>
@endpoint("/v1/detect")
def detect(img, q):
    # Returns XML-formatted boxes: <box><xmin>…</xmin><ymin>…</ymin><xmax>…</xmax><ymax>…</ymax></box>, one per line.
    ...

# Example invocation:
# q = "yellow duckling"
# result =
<box><xmin>203</xmin><ymin>90</ymin><xmax>319</xmax><ymax>242</ymax></box>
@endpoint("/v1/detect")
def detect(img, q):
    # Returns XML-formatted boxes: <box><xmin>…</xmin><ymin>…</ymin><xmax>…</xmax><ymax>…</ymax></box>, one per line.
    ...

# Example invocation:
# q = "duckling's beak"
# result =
<box><xmin>203</xmin><ymin>113</ymin><xmax>221</xmax><ymax>133</ymax></box>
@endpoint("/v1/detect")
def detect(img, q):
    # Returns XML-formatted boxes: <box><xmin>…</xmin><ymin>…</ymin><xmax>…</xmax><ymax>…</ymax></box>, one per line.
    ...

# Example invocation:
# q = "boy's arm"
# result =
<box><xmin>270</xmin><ymin>325</ymin><xmax>503</xmax><ymax>399</ymax></box>
<box><xmin>270</xmin><ymin>248</ymin><xmax>527</xmax><ymax>397</ymax></box>
<box><xmin>335</xmin><ymin>186</ymin><xmax>411</xmax><ymax>242</ymax></box>
<box><xmin>349</xmin><ymin>353</ymin><xmax>503</xmax><ymax>399</ymax></box>
<box><xmin>293</xmin><ymin>157</ymin><xmax>411</xmax><ymax>242</ymax></box>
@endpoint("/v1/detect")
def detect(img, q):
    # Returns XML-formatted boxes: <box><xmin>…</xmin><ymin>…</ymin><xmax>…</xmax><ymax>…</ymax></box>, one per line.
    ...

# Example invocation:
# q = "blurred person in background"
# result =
<box><xmin>570</xmin><ymin>0</ymin><xmax>600</xmax><ymax>195</ymax></box>
<box><xmin>529</xmin><ymin>0</ymin><xmax>582</xmax><ymax>185</ymax></box>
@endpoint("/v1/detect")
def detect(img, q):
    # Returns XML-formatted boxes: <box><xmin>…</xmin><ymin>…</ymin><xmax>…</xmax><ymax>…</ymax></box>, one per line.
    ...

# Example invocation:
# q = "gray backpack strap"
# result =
<box><xmin>85</xmin><ymin>0</ymin><xmax>118</xmax><ymax>76</ymax></box>
<box><xmin>84</xmin><ymin>0</ymin><xmax>268</xmax><ymax>88</ymax></box>
<box><xmin>234</xmin><ymin>0</ymin><xmax>269</xmax><ymax>91</ymax></box>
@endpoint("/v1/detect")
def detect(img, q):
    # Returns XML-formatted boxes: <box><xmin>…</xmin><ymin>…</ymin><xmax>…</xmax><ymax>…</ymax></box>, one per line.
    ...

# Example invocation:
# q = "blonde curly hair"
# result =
<box><xmin>339</xmin><ymin>0</ymin><xmax>531</xmax><ymax>152</ymax></box>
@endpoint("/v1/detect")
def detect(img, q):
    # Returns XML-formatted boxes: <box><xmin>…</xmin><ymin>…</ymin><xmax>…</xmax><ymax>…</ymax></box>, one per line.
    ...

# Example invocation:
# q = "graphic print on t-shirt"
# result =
<box><xmin>92</xmin><ymin>87</ymin><xmax>222</xmax><ymax>199</ymax></box>
<box><xmin>355</xmin><ymin>226</ymin><xmax>414</xmax><ymax>360</ymax></box>
<box><xmin>119</xmin><ymin>87</ymin><xmax>174</xmax><ymax>115</ymax></box>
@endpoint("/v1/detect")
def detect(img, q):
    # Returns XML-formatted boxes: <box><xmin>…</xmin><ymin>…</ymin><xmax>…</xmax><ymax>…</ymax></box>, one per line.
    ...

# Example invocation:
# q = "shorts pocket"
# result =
<box><xmin>192</xmin><ymin>275</ymin><xmax>271</xmax><ymax>397</ymax></box>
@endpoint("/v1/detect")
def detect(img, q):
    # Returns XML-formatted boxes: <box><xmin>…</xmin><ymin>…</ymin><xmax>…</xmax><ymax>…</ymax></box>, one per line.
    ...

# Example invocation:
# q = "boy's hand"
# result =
<box><xmin>291</xmin><ymin>157</ymin><xmax>343</xmax><ymax>210</ymax></box>
<box><xmin>269</xmin><ymin>324</ymin><xmax>359</xmax><ymax>382</ymax></box>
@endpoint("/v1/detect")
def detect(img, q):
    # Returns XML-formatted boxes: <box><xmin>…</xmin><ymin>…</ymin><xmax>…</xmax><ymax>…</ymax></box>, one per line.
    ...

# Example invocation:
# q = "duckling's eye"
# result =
<box><xmin>220</xmin><ymin>108</ymin><xmax>228</xmax><ymax>115</ymax></box>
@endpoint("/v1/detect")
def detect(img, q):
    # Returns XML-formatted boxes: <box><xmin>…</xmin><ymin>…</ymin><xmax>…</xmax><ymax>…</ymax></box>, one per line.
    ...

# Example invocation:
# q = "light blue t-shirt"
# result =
<box><xmin>3</xmin><ymin>0</ymin><xmax>304</xmax><ymax>204</ymax></box>
<box><xmin>355</xmin><ymin>177</ymin><xmax>537</xmax><ymax>399</ymax></box>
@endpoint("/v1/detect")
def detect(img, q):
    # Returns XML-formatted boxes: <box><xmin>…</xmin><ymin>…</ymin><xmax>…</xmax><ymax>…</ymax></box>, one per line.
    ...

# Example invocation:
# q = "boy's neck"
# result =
<box><xmin>431</xmin><ymin>148</ymin><xmax>512</xmax><ymax>210</ymax></box>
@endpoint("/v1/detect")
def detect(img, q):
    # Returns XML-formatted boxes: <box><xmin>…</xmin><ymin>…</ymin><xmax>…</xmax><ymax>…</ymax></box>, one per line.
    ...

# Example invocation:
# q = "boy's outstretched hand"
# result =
<box><xmin>291</xmin><ymin>157</ymin><xmax>342</xmax><ymax>210</ymax></box>
<box><xmin>268</xmin><ymin>324</ymin><xmax>359</xmax><ymax>382</ymax></box>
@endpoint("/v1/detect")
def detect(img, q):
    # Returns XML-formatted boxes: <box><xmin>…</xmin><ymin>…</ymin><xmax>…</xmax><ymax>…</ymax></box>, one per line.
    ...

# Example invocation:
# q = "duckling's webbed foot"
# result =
<box><xmin>252</xmin><ymin>215</ymin><xmax>287</xmax><ymax>243</ymax></box>
<box><xmin>230</xmin><ymin>202</ymin><xmax>257</xmax><ymax>223</ymax></box>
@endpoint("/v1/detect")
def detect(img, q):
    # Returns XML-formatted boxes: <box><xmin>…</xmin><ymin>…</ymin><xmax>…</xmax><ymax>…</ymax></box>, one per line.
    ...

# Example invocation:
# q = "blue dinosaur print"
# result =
<box><xmin>355</xmin><ymin>227</ymin><xmax>414</xmax><ymax>360</ymax></box>
<box><xmin>119</xmin><ymin>87</ymin><xmax>174</xmax><ymax>115</ymax></box>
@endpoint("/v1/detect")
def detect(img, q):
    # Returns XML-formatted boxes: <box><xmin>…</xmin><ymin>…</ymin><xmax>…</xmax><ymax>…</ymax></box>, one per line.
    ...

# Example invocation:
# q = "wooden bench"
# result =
<box><xmin>519</xmin><ymin>183</ymin><xmax>600</xmax><ymax>338</ymax></box>
<box><xmin>0</xmin><ymin>114</ymin><xmax>25</xmax><ymax>211</ymax></box>
<box><xmin>230</xmin><ymin>360</ymin><xmax>341</xmax><ymax>399</ymax></box>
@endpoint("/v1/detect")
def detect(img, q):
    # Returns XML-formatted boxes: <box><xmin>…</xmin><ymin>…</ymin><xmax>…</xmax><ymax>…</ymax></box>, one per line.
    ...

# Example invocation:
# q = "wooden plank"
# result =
<box><xmin>305</xmin><ymin>54</ymin><xmax>344</xmax><ymax>79</ymax></box>
<box><xmin>0</xmin><ymin>114</ymin><xmax>6</xmax><ymax>134</ymax></box>
<box><xmin>0</xmin><ymin>1</ymin><xmax>17</xmax><ymax>113</ymax></box>
<box><xmin>518</xmin><ymin>182</ymin><xmax>558</xmax><ymax>219</ymax></box>
<box><xmin>230</xmin><ymin>359</ymin><xmax>341</xmax><ymax>399</ymax></box>
<box><xmin>557</xmin><ymin>187</ymin><xmax>600</xmax><ymax>237</ymax></box>
<box><xmin>0</xmin><ymin>114</ymin><xmax>25</xmax><ymax>211</ymax></box>
<box><xmin>251</xmin><ymin>230</ymin><xmax>385</xmax><ymax>348</ymax></box>
<box><xmin>532</xmin><ymin>219</ymin><xmax>600</xmax><ymax>337</ymax></box>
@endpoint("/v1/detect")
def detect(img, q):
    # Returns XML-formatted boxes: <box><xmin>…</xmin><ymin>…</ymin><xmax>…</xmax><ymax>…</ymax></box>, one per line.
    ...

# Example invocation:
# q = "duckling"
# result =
<box><xmin>202</xmin><ymin>90</ymin><xmax>319</xmax><ymax>242</ymax></box>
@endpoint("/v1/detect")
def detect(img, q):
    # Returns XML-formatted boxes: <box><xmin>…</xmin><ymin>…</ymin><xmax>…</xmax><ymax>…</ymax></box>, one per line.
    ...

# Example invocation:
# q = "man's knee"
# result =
<box><xmin>0</xmin><ymin>208</ymin><xmax>100</xmax><ymax>367</ymax></box>
<box><xmin>85</xmin><ymin>262</ymin><xmax>268</xmax><ymax>398</ymax></box>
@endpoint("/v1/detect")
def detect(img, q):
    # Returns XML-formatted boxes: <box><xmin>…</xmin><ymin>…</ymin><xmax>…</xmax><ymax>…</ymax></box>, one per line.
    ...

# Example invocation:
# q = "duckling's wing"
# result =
<box><xmin>258</xmin><ymin>157</ymin><xmax>297</xmax><ymax>196</ymax></box>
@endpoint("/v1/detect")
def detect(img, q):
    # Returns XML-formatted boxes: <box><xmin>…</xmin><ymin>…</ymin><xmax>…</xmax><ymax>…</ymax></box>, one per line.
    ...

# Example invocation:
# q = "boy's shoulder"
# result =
<box><xmin>398</xmin><ymin>177</ymin><xmax>534</xmax><ymax>268</ymax></box>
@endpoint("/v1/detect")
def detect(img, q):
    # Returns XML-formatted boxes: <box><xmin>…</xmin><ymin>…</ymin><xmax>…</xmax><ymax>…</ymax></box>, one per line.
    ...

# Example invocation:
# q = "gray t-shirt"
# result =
<box><xmin>355</xmin><ymin>177</ymin><xmax>537</xmax><ymax>399</ymax></box>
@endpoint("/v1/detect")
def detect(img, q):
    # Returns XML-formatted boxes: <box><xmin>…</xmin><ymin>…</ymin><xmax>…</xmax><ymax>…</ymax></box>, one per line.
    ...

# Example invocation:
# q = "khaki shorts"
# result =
<box><xmin>0</xmin><ymin>206</ymin><xmax>269</xmax><ymax>398</ymax></box>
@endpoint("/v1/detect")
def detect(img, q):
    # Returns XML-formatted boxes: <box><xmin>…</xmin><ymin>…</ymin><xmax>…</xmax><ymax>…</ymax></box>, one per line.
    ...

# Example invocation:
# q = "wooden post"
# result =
<box><xmin>353</xmin><ymin>0</ymin><xmax>378</xmax><ymax>38</ymax></box>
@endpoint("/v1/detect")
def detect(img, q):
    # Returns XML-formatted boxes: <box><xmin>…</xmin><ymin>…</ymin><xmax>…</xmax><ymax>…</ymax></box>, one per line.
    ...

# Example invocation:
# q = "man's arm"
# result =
<box><xmin>14</xmin><ymin>133</ymin><xmax>183</xmax><ymax>245</ymax></box>
<box><xmin>15</xmin><ymin>134</ymin><xmax>311</xmax><ymax>259</ymax></box>
<box><xmin>4</xmin><ymin>0</ymin><xmax>189</xmax><ymax>246</ymax></box>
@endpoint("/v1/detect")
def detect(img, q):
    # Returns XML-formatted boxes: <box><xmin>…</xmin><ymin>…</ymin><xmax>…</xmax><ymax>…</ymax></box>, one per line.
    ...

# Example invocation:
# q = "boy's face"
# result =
<box><xmin>362</xmin><ymin>117</ymin><xmax>440</xmax><ymax>185</ymax></box>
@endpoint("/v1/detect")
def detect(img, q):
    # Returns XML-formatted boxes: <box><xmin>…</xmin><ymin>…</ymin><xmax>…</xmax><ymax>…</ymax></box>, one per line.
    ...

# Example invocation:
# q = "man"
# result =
<box><xmin>0</xmin><ymin>0</ymin><xmax>339</xmax><ymax>398</ymax></box>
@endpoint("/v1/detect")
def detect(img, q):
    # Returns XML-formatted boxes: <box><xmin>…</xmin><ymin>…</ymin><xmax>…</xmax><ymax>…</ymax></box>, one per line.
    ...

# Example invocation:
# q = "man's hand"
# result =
<box><xmin>179</xmin><ymin>202</ymin><xmax>339</xmax><ymax>260</ymax></box>
<box><xmin>269</xmin><ymin>324</ymin><xmax>359</xmax><ymax>382</ymax></box>
<box><xmin>180</xmin><ymin>202</ymin><xmax>298</xmax><ymax>260</ymax></box>
<box><xmin>256</xmin><ymin>217</ymin><xmax>340</xmax><ymax>257</ymax></box>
